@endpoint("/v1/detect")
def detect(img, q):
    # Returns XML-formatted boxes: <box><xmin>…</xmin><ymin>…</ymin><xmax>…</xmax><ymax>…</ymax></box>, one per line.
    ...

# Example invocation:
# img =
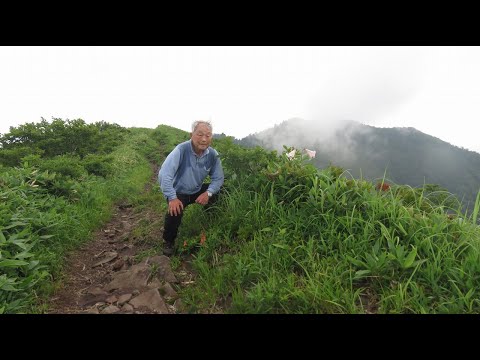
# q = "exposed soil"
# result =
<box><xmin>46</xmin><ymin>164</ymin><xmax>200</xmax><ymax>314</ymax></box>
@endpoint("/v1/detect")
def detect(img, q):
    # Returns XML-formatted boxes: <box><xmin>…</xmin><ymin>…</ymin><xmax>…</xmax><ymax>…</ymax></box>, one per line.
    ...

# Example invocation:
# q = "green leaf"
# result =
<box><xmin>397</xmin><ymin>222</ymin><xmax>408</xmax><ymax>236</ymax></box>
<box><xmin>0</xmin><ymin>283</ymin><xmax>19</xmax><ymax>291</ymax></box>
<box><xmin>12</xmin><ymin>239</ymin><xmax>28</xmax><ymax>250</ymax></box>
<box><xmin>386</xmin><ymin>253</ymin><xmax>397</xmax><ymax>261</ymax></box>
<box><xmin>2</xmin><ymin>222</ymin><xmax>28</xmax><ymax>230</ymax></box>
<box><xmin>346</xmin><ymin>255</ymin><xmax>367</xmax><ymax>268</ymax></box>
<box><xmin>379</xmin><ymin>222</ymin><xmax>393</xmax><ymax>243</ymax></box>
<box><xmin>14</xmin><ymin>250</ymin><xmax>35</xmax><ymax>260</ymax></box>
<box><xmin>39</xmin><ymin>235</ymin><xmax>54</xmax><ymax>239</ymax></box>
<box><xmin>0</xmin><ymin>259</ymin><xmax>29</xmax><ymax>267</ymax></box>
<box><xmin>0</xmin><ymin>275</ymin><xmax>19</xmax><ymax>291</ymax></box>
<box><xmin>372</xmin><ymin>240</ymin><xmax>381</xmax><ymax>255</ymax></box>
<box><xmin>260</xmin><ymin>227</ymin><xmax>272</xmax><ymax>232</ymax></box>
<box><xmin>364</xmin><ymin>253</ymin><xmax>377</xmax><ymax>268</ymax></box>
<box><xmin>353</xmin><ymin>270</ymin><xmax>371</xmax><ymax>280</ymax></box>
<box><xmin>272</xmin><ymin>243</ymin><xmax>288</xmax><ymax>250</ymax></box>
<box><xmin>395</xmin><ymin>244</ymin><xmax>405</xmax><ymax>262</ymax></box>
<box><xmin>412</xmin><ymin>259</ymin><xmax>427</xmax><ymax>267</ymax></box>
<box><xmin>403</xmin><ymin>247</ymin><xmax>417</xmax><ymax>269</ymax></box>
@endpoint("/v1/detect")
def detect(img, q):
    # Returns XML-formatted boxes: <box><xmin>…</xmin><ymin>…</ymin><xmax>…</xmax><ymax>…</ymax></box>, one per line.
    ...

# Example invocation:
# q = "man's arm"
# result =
<box><xmin>158</xmin><ymin>147</ymin><xmax>181</xmax><ymax>201</ymax></box>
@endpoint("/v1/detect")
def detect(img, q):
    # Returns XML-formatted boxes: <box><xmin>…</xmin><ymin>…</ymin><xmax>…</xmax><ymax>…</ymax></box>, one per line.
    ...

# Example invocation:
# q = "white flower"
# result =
<box><xmin>304</xmin><ymin>148</ymin><xmax>316</xmax><ymax>159</ymax></box>
<box><xmin>286</xmin><ymin>149</ymin><xmax>296</xmax><ymax>160</ymax></box>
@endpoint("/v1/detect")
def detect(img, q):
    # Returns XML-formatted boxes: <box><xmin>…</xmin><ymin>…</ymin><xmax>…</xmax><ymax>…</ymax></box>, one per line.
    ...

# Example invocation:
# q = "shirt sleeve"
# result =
<box><xmin>207</xmin><ymin>150</ymin><xmax>224</xmax><ymax>194</ymax></box>
<box><xmin>158</xmin><ymin>146</ymin><xmax>181</xmax><ymax>201</ymax></box>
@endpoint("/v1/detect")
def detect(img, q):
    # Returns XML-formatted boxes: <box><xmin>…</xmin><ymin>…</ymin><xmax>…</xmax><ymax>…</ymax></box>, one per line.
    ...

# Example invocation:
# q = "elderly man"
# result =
<box><xmin>158</xmin><ymin>120</ymin><xmax>224</xmax><ymax>256</ymax></box>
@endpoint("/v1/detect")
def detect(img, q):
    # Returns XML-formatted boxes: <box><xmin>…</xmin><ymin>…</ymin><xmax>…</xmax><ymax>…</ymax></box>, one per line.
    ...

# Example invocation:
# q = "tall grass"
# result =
<box><xmin>4</xmin><ymin>124</ymin><xmax>477</xmax><ymax>314</ymax></box>
<box><xmin>0</xmin><ymin>128</ymin><xmax>158</xmax><ymax>313</ymax></box>
<box><xmin>176</xmin><ymin>140</ymin><xmax>480</xmax><ymax>313</ymax></box>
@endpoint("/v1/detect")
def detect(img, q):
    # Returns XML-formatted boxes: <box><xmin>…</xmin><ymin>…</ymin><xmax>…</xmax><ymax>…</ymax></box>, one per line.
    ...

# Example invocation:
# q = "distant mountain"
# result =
<box><xmin>236</xmin><ymin>119</ymin><xmax>480</xmax><ymax>213</ymax></box>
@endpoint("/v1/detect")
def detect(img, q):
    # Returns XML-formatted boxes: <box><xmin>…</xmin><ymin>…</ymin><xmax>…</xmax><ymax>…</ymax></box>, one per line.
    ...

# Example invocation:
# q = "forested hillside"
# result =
<box><xmin>237</xmin><ymin>119</ymin><xmax>480</xmax><ymax>213</ymax></box>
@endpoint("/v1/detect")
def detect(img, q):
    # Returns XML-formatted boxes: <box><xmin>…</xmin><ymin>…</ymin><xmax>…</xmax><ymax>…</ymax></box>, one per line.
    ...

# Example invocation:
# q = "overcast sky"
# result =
<box><xmin>1</xmin><ymin>46</ymin><xmax>479</xmax><ymax>153</ymax></box>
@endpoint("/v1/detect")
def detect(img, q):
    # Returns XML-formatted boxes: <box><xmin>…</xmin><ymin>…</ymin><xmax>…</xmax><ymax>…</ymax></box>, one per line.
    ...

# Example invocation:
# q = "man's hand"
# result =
<box><xmin>195</xmin><ymin>191</ymin><xmax>209</xmax><ymax>206</ymax></box>
<box><xmin>168</xmin><ymin>198</ymin><xmax>184</xmax><ymax>216</ymax></box>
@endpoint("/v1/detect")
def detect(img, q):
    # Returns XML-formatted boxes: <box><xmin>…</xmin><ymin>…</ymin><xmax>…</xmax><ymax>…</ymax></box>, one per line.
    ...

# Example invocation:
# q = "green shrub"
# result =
<box><xmin>39</xmin><ymin>155</ymin><xmax>86</xmax><ymax>179</ymax></box>
<box><xmin>82</xmin><ymin>154</ymin><xmax>114</xmax><ymax>177</ymax></box>
<box><xmin>0</xmin><ymin>147</ymin><xmax>44</xmax><ymax>167</ymax></box>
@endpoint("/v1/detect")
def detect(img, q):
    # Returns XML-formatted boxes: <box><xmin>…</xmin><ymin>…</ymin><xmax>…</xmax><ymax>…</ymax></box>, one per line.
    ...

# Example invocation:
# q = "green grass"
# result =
<box><xmin>3</xmin><ymin>123</ymin><xmax>479</xmax><ymax>314</ymax></box>
<box><xmin>177</xmin><ymin>141</ymin><xmax>480</xmax><ymax>314</ymax></box>
<box><xmin>0</xmin><ymin>127</ymin><xmax>160</xmax><ymax>313</ymax></box>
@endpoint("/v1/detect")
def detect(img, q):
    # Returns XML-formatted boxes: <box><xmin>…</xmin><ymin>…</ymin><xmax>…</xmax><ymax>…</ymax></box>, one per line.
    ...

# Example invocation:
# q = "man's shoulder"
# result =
<box><xmin>208</xmin><ymin>147</ymin><xmax>220</xmax><ymax>157</ymax></box>
<box><xmin>164</xmin><ymin>141</ymin><xmax>190</xmax><ymax>162</ymax></box>
<box><xmin>174</xmin><ymin>140</ymin><xmax>191</xmax><ymax>152</ymax></box>
<box><xmin>177</xmin><ymin>140</ymin><xmax>191</xmax><ymax>148</ymax></box>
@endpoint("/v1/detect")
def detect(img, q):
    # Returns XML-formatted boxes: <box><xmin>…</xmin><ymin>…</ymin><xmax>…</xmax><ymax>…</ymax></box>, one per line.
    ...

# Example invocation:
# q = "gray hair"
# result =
<box><xmin>192</xmin><ymin>120</ymin><xmax>212</xmax><ymax>133</ymax></box>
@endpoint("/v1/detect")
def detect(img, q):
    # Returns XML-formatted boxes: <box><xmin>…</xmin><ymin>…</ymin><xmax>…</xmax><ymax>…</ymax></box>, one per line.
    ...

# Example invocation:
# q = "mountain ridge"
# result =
<box><xmin>235</xmin><ymin>119</ymin><xmax>480</xmax><ymax>212</ymax></box>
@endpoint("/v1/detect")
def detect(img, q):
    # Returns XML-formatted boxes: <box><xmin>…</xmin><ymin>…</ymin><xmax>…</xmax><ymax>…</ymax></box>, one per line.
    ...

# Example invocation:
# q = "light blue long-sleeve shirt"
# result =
<box><xmin>158</xmin><ymin>140</ymin><xmax>224</xmax><ymax>201</ymax></box>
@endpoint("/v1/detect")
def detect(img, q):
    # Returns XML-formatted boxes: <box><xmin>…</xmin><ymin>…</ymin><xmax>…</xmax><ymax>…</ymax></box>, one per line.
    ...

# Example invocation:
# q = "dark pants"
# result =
<box><xmin>163</xmin><ymin>183</ymin><xmax>218</xmax><ymax>245</ymax></box>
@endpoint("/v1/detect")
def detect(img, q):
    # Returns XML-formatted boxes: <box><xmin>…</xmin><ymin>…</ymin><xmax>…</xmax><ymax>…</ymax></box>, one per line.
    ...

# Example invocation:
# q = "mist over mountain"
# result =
<box><xmin>236</xmin><ymin>119</ymin><xmax>480</xmax><ymax>212</ymax></box>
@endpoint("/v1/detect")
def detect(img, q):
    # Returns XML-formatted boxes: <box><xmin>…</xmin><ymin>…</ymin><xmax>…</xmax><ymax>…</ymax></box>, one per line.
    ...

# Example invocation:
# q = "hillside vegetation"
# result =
<box><xmin>1</xmin><ymin>119</ymin><xmax>480</xmax><ymax>313</ymax></box>
<box><xmin>0</xmin><ymin>119</ymin><xmax>162</xmax><ymax>313</ymax></box>
<box><xmin>238</xmin><ymin>119</ymin><xmax>480</xmax><ymax>214</ymax></box>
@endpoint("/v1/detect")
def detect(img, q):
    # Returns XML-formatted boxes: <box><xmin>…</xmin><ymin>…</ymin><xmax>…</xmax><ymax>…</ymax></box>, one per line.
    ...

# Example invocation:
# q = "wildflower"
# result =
<box><xmin>304</xmin><ymin>148</ymin><xmax>316</xmax><ymax>159</ymax></box>
<box><xmin>286</xmin><ymin>149</ymin><xmax>296</xmax><ymax>160</ymax></box>
<box><xmin>375</xmin><ymin>182</ymin><xmax>390</xmax><ymax>191</ymax></box>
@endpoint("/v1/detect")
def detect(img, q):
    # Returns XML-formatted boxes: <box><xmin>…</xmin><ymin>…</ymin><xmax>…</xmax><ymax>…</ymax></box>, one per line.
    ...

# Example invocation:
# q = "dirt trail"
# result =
<box><xmin>47</xmin><ymin>164</ymin><xmax>196</xmax><ymax>314</ymax></box>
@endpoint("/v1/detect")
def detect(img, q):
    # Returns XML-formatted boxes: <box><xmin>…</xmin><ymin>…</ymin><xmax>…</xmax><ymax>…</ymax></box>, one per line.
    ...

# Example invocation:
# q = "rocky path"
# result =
<box><xmin>47</xmin><ymin>165</ymin><xmax>195</xmax><ymax>314</ymax></box>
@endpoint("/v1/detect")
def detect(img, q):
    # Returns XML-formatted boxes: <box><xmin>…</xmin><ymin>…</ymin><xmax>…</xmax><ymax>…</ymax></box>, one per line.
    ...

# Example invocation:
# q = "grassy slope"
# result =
<box><xmin>0</xmin><ymin>128</ymin><xmax>161</xmax><ymax>313</ymax></box>
<box><xmin>161</xmin><ymin>131</ymin><xmax>480</xmax><ymax>314</ymax></box>
<box><xmin>3</xmin><ymin>123</ymin><xmax>479</xmax><ymax>314</ymax></box>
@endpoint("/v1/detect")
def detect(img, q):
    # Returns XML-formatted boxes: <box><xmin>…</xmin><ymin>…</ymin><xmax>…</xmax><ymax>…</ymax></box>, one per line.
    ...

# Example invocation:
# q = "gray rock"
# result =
<box><xmin>117</xmin><ymin>293</ymin><xmax>133</xmax><ymax>306</ymax></box>
<box><xmin>129</xmin><ymin>289</ymin><xmax>169</xmax><ymax>314</ymax></box>
<box><xmin>101</xmin><ymin>305</ymin><xmax>120</xmax><ymax>314</ymax></box>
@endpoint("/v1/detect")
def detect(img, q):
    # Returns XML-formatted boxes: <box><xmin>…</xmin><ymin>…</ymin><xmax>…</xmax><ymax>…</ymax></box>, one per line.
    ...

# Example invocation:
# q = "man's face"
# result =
<box><xmin>190</xmin><ymin>124</ymin><xmax>212</xmax><ymax>154</ymax></box>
